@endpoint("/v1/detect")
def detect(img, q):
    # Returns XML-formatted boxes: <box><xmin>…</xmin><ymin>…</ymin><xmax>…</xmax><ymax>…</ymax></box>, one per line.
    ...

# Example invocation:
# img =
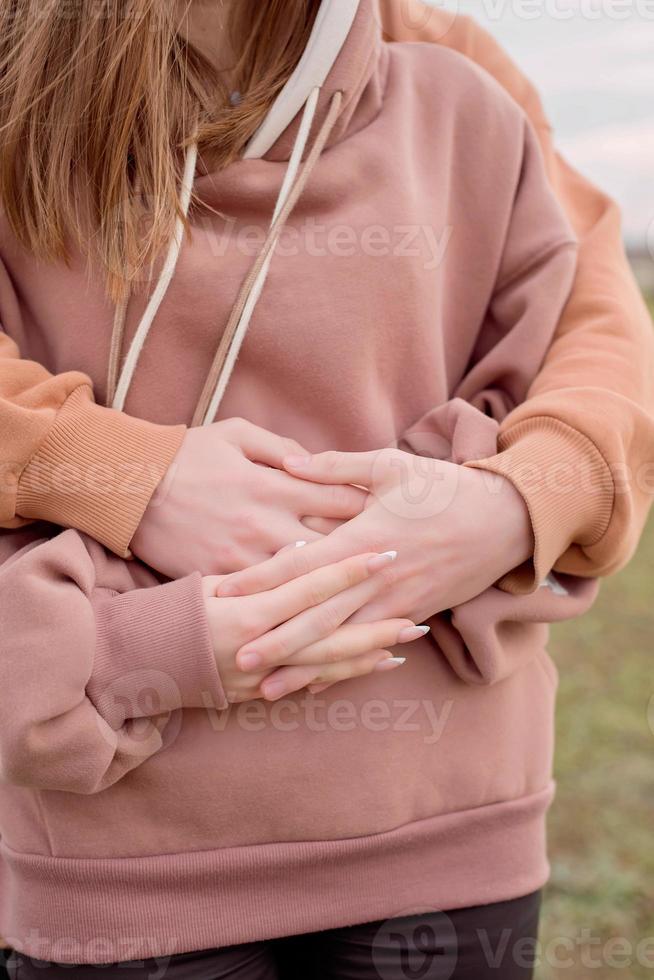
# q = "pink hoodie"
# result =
<box><xmin>0</xmin><ymin>0</ymin><xmax>589</xmax><ymax>962</ymax></box>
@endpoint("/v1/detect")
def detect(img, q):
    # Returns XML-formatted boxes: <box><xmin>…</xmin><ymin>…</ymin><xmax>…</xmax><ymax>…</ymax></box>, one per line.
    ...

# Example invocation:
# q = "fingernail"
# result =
<box><xmin>367</xmin><ymin>550</ymin><xmax>398</xmax><ymax>572</ymax></box>
<box><xmin>284</xmin><ymin>455</ymin><xmax>312</xmax><ymax>468</ymax></box>
<box><xmin>398</xmin><ymin>624</ymin><xmax>431</xmax><ymax>643</ymax></box>
<box><xmin>295</xmin><ymin>540</ymin><xmax>307</xmax><ymax>548</ymax></box>
<box><xmin>374</xmin><ymin>657</ymin><xmax>406</xmax><ymax>672</ymax></box>
<box><xmin>238</xmin><ymin>651</ymin><xmax>263</xmax><ymax>672</ymax></box>
<box><xmin>262</xmin><ymin>680</ymin><xmax>286</xmax><ymax>701</ymax></box>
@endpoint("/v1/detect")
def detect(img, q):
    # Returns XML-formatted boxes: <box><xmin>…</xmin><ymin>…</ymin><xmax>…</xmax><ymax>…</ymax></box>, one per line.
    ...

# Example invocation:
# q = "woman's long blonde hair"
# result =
<box><xmin>0</xmin><ymin>0</ymin><xmax>321</xmax><ymax>299</ymax></box>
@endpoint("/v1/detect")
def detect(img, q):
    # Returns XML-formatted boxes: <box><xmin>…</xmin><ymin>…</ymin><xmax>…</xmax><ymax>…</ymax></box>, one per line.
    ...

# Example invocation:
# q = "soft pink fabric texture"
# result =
<box><xmin>0</xmin><ymin>0</ymin><xmax>587</xmax><ymax>961</ymax></box>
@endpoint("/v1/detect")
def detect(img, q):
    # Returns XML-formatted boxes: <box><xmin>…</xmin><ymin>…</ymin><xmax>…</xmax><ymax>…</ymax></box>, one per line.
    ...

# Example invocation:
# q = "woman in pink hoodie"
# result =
<box><xmin>0</xmin><ymin>1</ymin><xmax>652</xmax><ymax>978</ymax></box>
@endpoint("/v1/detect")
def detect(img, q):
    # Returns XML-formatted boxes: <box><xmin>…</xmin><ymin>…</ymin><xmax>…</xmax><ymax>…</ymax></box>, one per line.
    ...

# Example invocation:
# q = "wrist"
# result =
<box><xmin>482</xmin><ymin>469</ymin><xmax>535</xmax><ymax>572</ymax></box>
<box><xmin>130</xmin><ymin>432</ymin><xmax>187</xmax><ymax>559</ymax></box>
<box><xmin>17</xmin><ymin>386</ymin><xmax>186</xmax><ymax>558</ymax></box>
<box><xmin>464</xmin><ymin>417</ymin><xmax>614</xmax><ymax>593</ymax></box>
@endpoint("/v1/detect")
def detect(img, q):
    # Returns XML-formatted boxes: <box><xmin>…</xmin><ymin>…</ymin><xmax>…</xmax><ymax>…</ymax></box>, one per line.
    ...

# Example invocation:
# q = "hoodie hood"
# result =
<box><xmin>245</xmin><ymin>0</ymin><xmax>385</xmax><ymax>162</ymax></box>
<box><xmin>245</xmin><ymin>0</ymin><xmax>361</xmax><ymax>159</ymax></box>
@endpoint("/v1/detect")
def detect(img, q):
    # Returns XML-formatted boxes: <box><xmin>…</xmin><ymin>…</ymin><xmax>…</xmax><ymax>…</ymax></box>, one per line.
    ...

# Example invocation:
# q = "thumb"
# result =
<box><xmin>234</xmin><ymin>422</ymin><xmax>308</xmax><ymax>469</ymax></box>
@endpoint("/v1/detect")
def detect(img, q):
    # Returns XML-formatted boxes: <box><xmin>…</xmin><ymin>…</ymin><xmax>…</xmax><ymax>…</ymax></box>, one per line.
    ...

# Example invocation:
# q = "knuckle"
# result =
<box><xmin>365</xmin><ymin>626</ymin><xmax>387</xmax><ymax>650</ymax></box>
<box><xmin>342</xmin><ymin>560</ymin><xmax>364</xmax><ymax>590</ymax></box>
<box><xmin>248</xmin><ymin>480</ymin><xmax>270</xmax><ymax>505</ymax></box>
<box><xmin>311</xmin><ymin>666</ymin><xmax>334</xmax><ymax>685</ymax></box>
<box><xmin>237</xmin><ymin>511</ymin><xmax>261</xmax><ymax>542</ymax></box>
<box><xmin>314</xmin><ymin>603</ymin><xmax>341</xmax><ymax>636</ymax></box>
<box><xmin>219</xmin><ymin>544</ymin><xmax>243</xmax><ymax>571</ymax></box>
<box><xmin>321</xmin><ymin>639</ymin><xmax>344</xmax><ymax>664</ymax></box>
<box><xmin>240</xmin><ymin>610</ymin><xmax>269</xmax><ymax>644</ymax></box>
<box><xmin>263</xmin><ymin>634</ymin><xmax>290</xmax><ymax>663</ymax></box>
<box><xmin>229</xmin><ymin>626</ymin><xmax>254</xmax><ymax>653</ymax></box>
<box><xmin>291</xmin><ymin>548</ymin><xmax>312</xmax><ymax>579</ymax></box>
<box><xmin>365</xmin><ymin>533</ymin><xmax>387</xmax><ymax>555</ymax></box>
<box><xmin>377</xmin><ymin>447</ymin><xmax>394</xmax><ymax>466</ymax></box>
<box><xmin>330</xmin><ymin>484</ymin><xmax>354</xmax><ymax>512</ymax></box>
<box><xmin>307</xmin><ymin>580</ymin><xmax>332</xmax><ymax>607</ymax></box>
<box><xmin>377</xmin><ymin>565</ymin><xmax>398</xmax><ymax>590</ymax></box>
<box><xmin>282</xmin><ymin>435</ymin><xmax>305</xmax><ymax>456</ymax></box>
<box><xmin>319</xmin><ymin>452</ymin><xmax>339</xmax><ymax>474</ymax></box>
<box><xmin>221</xmin><ymin>416</ymin><xmax>246</xmax><ymax>439</ymax></box>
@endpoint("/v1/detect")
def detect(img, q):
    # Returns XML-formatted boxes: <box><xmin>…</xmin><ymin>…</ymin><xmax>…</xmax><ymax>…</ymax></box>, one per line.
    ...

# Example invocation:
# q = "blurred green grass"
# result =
<box><xmin>538</xmin><ymin>294</ymin><xmax>654</xmax><ymax>979</ymax></box>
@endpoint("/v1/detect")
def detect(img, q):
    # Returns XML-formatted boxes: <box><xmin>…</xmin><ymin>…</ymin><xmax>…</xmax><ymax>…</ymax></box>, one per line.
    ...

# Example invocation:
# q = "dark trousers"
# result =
<box><xmin>3</xmin><ymin>890</ymin><xmax>541</xmax><ymax>979</ymax></box>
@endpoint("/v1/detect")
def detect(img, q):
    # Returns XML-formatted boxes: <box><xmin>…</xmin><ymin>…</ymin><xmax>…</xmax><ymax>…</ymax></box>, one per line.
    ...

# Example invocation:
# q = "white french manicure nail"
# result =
<box><xmin>398</xmin><ymin>624</ymin><xmax>431</xmax><ymax>643</ymax></box>
<box><xmin>374</xmin><ymin>657</ymin><xmax>406</xmax><ymax>672</ymax></box>
<box><xmin>295</xmin><ymin>540</ymin><xmax>307</xmax><ymax>548</ymax></box>
<box><xmin>381</xmin><ymin>550</ymin><xmax>398</xmax><ymax>560</ymax></box>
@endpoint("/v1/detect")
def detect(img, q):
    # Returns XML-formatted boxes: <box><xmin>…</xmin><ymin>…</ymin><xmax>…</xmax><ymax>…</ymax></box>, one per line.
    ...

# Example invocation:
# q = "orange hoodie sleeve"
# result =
<box><xmin>0</xmin><ymin>326</ymin><xmax>185</xmax><ymax>558</ymax></box>
<box><xmin>380</xmin><ymin>0</ymin><xmax>654</xmax><ymax>592</ymax></box>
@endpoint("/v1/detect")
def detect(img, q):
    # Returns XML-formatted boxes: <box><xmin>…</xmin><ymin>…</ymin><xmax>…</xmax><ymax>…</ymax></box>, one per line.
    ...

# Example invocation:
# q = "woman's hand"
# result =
<box><xmin>216</xmin><ymin>448</ymin><xmax>535</xmax><ymax>626</ymax></box>
<box><xmin>202</xmin><ymin>551</ymin><xmax>428</xmax><ymax>703</ymax></box>
<box><xmin>130</xmin><ymin>419</ymin><xmax>367</xmax><ymax>579</ymax></box>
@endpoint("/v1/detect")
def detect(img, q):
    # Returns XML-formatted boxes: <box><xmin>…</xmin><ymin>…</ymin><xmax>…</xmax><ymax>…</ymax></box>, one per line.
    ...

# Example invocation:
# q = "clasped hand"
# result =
<box><xmin>133</xmin><ymin>423</ymin><xmax>533</xmax><ymax>703</ymax></box>
<box><xmin>216</xmin><ymin>447</ymin><xmax>534</xmax><ymax>695</ymax></box>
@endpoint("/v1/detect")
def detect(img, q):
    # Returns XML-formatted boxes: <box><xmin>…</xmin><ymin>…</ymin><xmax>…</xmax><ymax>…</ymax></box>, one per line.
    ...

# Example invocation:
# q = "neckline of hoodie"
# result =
<box><xmin>194</xmin><ymin>43</ymin><xmax>389</xmax><ymax>189</ymax></box>
<box><xmin>244</xmin><ymin>0</ymin><xmax>361</xmax><ymax>160</ymax></box>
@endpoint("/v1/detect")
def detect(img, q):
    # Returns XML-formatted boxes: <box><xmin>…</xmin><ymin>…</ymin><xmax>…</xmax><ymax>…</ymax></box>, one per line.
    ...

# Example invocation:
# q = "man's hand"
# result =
<box><xmin>216</xmin><ymin>448</ymin><xmax>535</xmax><ymax>626</ymax></box>
<box><xmin>130</xmin><ymin>419</ymin><xmax>368</xmax><ymax>578</ymax></box>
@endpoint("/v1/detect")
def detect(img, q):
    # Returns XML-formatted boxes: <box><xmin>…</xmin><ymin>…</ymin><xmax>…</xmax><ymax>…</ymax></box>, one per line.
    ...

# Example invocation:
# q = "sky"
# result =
<box><xmin>430</xmin><ymin>0</ymin><xmax>654</xmax><ymax>251</ymax></box>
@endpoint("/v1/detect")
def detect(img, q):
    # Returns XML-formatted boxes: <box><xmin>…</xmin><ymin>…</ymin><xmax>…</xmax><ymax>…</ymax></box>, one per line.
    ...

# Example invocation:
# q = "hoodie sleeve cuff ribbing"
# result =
<box><xmin>15</xmin><ymin>385</ymin><xmax>186</xmax><ymax>558</ymax></box>
<box><xmin>89</xmin><ymin>572</ymin><xmax>228</xmax><ymax>728</ymax></box>
<box><xmin>463</xmin><ymin>416</ymin><xmax>615</xmax><ymax>594</ymax></box>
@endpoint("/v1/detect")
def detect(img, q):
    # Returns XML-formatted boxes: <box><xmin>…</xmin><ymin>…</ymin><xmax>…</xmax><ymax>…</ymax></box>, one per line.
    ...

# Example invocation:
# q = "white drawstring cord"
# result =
<box><xmin>199</xmin><ymin>86</ymin><xmax>321</xmax><ymax>426</ymax></box>
<box><xmin>111</xmin><ymin>139</ymin><xmax>199</xmax><ymax>412</ymax></box>
<box><xmin>109</xmin><ymin>85</ymin><xmax>332</xmax><ymax>424</ymax></box>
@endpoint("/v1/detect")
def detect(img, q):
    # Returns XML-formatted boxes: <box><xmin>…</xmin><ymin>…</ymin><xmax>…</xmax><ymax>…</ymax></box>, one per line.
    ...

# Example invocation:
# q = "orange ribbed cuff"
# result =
<box><xmin>15</xmin><ymin>385</ymin><xmax>186</xmax><ymax>557</ymax></box>
<box><xmin>464</xmin><ymin>416</ymin><xmax>615</xmax><ymax>594</ymax></box>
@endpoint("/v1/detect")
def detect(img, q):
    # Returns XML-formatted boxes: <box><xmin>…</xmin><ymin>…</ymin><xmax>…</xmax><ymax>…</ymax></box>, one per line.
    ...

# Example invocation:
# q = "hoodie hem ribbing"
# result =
<box><xmin>0</xmin><ymin>784</ymin><xmax>553</xmax><ymax>964</ymax></box>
